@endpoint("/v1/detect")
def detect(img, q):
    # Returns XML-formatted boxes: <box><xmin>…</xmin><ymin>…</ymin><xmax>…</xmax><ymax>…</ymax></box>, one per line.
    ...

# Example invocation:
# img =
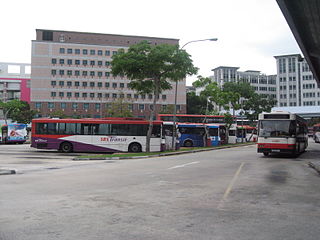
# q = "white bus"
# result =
<box><xmin>257</xmin><ymin>111</ymin><xmax>308</xmax><ymax>156</ymax></box>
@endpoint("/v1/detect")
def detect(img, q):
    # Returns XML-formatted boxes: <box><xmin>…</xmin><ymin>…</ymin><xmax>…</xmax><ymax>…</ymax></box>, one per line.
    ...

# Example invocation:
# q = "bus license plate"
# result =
<box><xmin>271</xmin><ymin>149</ymin><xmax>280</xmax><ymax>152</ymax></box>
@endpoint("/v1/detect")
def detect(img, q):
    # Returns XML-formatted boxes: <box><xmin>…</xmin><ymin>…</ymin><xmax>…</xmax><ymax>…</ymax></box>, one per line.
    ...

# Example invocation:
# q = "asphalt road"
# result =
<box><xmin>0</xmin><ymin>141</ymin><xmax>320</xmax><ymax>240</ymax></box>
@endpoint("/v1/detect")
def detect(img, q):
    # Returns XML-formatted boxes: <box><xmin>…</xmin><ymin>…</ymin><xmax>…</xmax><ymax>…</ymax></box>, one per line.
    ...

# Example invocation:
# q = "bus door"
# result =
<box><xmin>208</xmin><ymin>125</ymin><xmax>219</xmax><ymax>146</ymax></box>
<box><xmin>219</xmin><ymin>125</ymin><xmax>227</xmax><ymax>144</ymax></box>
<box><xmin>228</xmin><ymin>125</ymin><xmax>237</xmax><ymax>144</ymax></box>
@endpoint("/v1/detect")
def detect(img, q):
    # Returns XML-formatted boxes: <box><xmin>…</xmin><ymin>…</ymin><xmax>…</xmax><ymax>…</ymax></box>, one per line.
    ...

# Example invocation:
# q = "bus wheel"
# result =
<box><xmin>60</xmin><ymin>142</ymin><xmax>73</xmax><ymax>153</ymax></box>
<box><xmin>129</xmin><ymin>143</ymin><xmax>142</xmax><ymax>153</ymax></box>
<box><xmin>184</xmin><ymin>140</ymin><xmax>193</xmax><ymax>147</ymax></box>
<box><xmin>263</xmin><ymin>152</ymin><xmax>269</xmax><ymax>156</ymax></box>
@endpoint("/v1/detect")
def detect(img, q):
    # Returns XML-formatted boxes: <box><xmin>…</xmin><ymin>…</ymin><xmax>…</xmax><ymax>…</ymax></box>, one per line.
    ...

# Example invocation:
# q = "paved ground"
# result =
<box><xmin>0</xmin><ymin>141</ymin><xmax>320</xmax><ymax>240</ymax></box>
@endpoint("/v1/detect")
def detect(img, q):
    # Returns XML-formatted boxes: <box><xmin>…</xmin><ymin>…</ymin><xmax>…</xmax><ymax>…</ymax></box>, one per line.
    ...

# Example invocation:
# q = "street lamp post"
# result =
<box><xmin>172</xmin><ymin>38</ymin><xmax>218</xmax><ymax>150</ymax></box>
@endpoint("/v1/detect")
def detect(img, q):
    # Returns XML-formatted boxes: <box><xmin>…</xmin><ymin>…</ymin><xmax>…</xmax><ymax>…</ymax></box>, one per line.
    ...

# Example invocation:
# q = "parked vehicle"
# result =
<box><xmin>31</xmin><ymin>118</ymin><xmax>164</xmax><ymax>153</ymax></box>
<box><xmin>0</xmin><ymin>123</ymin><xmax>28</xmax><ymax>144</ymax></box>
<box><xmin>177</xmin><ymin>123</ymin><xmax>208</xmax><ymax>147</ymax></box>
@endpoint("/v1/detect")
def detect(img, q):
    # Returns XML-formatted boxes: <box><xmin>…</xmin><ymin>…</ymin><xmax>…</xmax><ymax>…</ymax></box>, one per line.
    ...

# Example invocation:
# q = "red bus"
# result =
<box><xmin>157</xmin><ymin>114</ymin><xmax>225</xmax><ymax>124</ymax></box>
<box><xmin>31</xmin><ymin>118</ymin><xmax>164</xmax><ymax>153</ymax></box>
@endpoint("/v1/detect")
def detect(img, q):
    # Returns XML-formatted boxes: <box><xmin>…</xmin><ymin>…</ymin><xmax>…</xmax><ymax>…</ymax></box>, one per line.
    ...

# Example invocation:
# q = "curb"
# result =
<box><xmin>0</xmin><ymin>169</ymin><xmax>16</xmax><ymax>175</ymax></box>
<box><xmin>308</xmin><ymin>162</ymin><xmax>320</xmax><ymax>175</ymax></box>
<box><xmin>73</xmin><ymin>142</ymin><xmax>256</xmax><ymax>161</ymax></box>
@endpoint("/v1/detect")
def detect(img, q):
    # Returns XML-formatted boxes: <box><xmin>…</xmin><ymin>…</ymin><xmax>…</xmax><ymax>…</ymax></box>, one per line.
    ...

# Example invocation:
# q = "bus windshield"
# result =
<box><xmin>259</xmin><ymin>120</ymin><xmax>296</xmax><ymax>137</ymax></box>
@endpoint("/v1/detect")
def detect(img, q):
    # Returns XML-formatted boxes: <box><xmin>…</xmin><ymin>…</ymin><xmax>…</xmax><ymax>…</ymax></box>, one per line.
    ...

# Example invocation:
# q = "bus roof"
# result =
<box><xmin>32</xmin><ymin>118</ymin><xmax>163</xmax><ymax>125</ymax></box>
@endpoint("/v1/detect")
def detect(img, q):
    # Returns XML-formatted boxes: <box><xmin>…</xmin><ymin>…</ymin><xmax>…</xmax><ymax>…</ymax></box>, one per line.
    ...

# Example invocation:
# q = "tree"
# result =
<box><xmin>49</xmin><ymin>110</ymin><xmax>68</xmax><ymax>119</ymax></box>
<box><xmin>192</xmin><ymin>76</ymin><xmax>224</xmax><ymax>113</ymax></box>
<box><xmin>243</xmin><ymin>94</ymin><xmax>277</xmax><ymax>121</ymax></box>
<box><xmin>186</xmin><ymin>92</ymin><xmax>210</xmax><ymax>114</ymax></box>
<box><xmin>0</xmin><ymin>100</ymin><xmax>37</xmax><ymax>124</ymax></box>
<box><xmin>105</xmin><ymin>97</ymin><xmax>133</xmax><ymax>118</ymax></box>
<box><xmin>112</xmin><ymin>41</ymin><xmax>198</xmax><ymax>152</ymax></box>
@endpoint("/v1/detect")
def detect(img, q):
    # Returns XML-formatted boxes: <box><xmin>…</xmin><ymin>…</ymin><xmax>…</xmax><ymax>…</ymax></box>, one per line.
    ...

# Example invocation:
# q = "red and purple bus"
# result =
<box><xmin>257</xmin><ymin>111</ymin><xmax>308</xmax><ymax>156</ymax></box>
<box><xmin>31</xmin><ymin>118</ymin><xmax>164</xmax><ymax>153</ymax></box>
<box><xmin>157</xmin><ymin>114</ymin><xmax>226</xmax><ymax>124</ymax></box>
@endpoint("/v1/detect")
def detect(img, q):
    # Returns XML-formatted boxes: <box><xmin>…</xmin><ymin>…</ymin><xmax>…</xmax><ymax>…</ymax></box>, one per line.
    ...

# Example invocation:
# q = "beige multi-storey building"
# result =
<box><xmin>31</xmin><ymin>29</ymin><xmax>186</xmax><ymax>118</ymax></box>
<box><xmin>211</xmin><ymin>66</ymin><xmax>277</xmax><ymax>99</ymax></box>
<box><xmin>274</xmin><ymin>54</ymin><xmax>320</xmax><ymax>107</ymax></box>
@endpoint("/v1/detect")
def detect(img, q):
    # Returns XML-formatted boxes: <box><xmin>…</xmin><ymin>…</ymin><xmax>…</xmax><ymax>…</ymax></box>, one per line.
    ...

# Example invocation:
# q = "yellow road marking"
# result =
<box><xmin>218</xmin><ymin>162</ymin><xmax>245</xmax><ymax>209</ymax></box>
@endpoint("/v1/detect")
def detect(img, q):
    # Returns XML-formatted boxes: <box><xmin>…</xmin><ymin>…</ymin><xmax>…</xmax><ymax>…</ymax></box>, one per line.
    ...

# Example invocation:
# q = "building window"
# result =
<box><xmin>75</xmin><ymin>49</ymin><xmax>80</xmax><ymax>54</ymax></box>
<box><xmin>66</xmin><ymin>81</ymin><xmax>72</xmax><ymax>87</ymax></box>
<box><xmin>51</xmin><ymin>70</ymin><xmax>57</xmax><ymax>76</ymax></box>
<box><xmin>90</xmin><ymin>93</ymin><xmax>95</xmax><ymax>98</ymax></box>
<box><xmin>127</xmin><ymin>94</ymin><xmax>132</xmax><ymax>98</ymax></box>
<box><xmin>52</xmin><ymin>58</ymin><xmax>57</xmax><ymax>64</ymax></box>
<box><xmin>105</xmin><ymin>50</ymin><xmax>110</xmax><ymax>56</ymax></box>
<box><xmin>98</xmin><ymin>50</ymin><xmax>103</xmax><ymax>56</ymax></box>
<box><xmin>90</xmin><ymin>60</ymin><xmax>95</xmax><ymax>66</ymax></box>
<box><xmin>51</xmin><ymin>81</ymin><xmax>56</xmax><ymax>86</ymax></box>
<box><xmin>162</xmin><ymin>95</ymin><xmax>167</xmax><ymax>100</ymax></box>
<box><xmin>90</xmin><ymin>82</ymin><xmax>95</xmax><ymax>87</ymax></box>
<box><xmin>112</xmin><ymin>83</ymin><xmax>117</xmax><ymax>88</ymax></box>
<box><xmin>59</xmin><ymin>70</ymin><xmax>64</xmax><ymax>75</ymax></box>
<box><xmin>95</xmin><ymin>103</ymin><xmax>101</xmax><ymax>109</ymax></box>
<box><xmin>83</xmin><ymin>103</ymin><xmax>90</xmax><ymax>109</ymax></box>
<box><xmin>59</xmin><ymin>48</ymin><xmax>65</xmax><ymax>54</ymax></box>
<box><xmin>112</xmin><ymin>51</ymin><xmax>118</xmax><ymax>55</ymax></box>
<box><xmin>139</xmin><ymin>104</ymin><xmax>145</xmax><ymax>110</ymax></box>
<box><xmin>105</xmin><ymin>93</ymin><xmax>110</xmax><ymax>98</ymax></box>
<box><xmin>75</xmin><ymin>81</ymin><xmax>80</xmax><ymax>87</ymax></box>
<box><xmin>72</xmin><ymin>103</ymin><xmax>78</xmax><ymax>109</ymax></box>
<box><xmin>105</xmin><ymin>72</ymin><xmax>110</xmax><ymax>77</ymax></box>
<box><xmin>83</xmin><ymin>49</ymin><xmax>88</xmax><ymax>55</ymax></box>
<box><xmin>112</xmin><ymin>93</ymin><xmax>117</xmax><ymax>98</ymax></box>
<box><xmin>97</xmin><ymin>93</ymin><xmax>102</xmax><ymax>98</ymax></box>
<box><xmin>67</xmin><ymin>70</ymin><xmax>72</xmax><ymax>76</ymax></box>
<box><xmin>90</xmin><ymin>71</ymin><xmax>95</xmax><ymax>77</ymax></box>
<box><xmin>176</xmin><ymin>105</ymin><xmax>181</xmax><ymax>111</ymax></box>
<box><xmin>67</xmin><ymin>59</ymin><xmax>72</xmax><ymax>65</ymax></box>
<box><xmin>82</xmin><ymin>82</ymin><xmax>88</xmax><ymax>87</ymax></box>
<box><xmin>61</xmin><ymin>103</ymin><xmax>67</xmax><ymax>109</ymax></box>
<box><xmin>148</xmin><ymin>94</ymin><xmax>153</xmax><ymax>99</ymax></box>
<box><xmin>97</xmin><ymin>82</ymin><xmax>102</xmax><ymax>87</ymax></box>
<box><xmin>120</xmin><ymin>83</ymin><xmax>125</xmax><ymax>88</ymax></box>
<box><xmin>51</xmin><ymin>92</ymin><xmax>56</xmax><ymax>97</ymax></box>
<box><xmin>82</xmin><ymin>71</ymin><xmax>88</xmax><ymax>76</ymax></box>
<box><xmin>98</xmin><ymin>61</ymin><xmax>103</xmax><ymax>66</ymax></box>
<box><xmin>83</xmin><ymin>60</ymin><xmax>88</xmax><ymax>66</ymax></box>
<box><xmin>98</xmin><ymin>72</ymin><xmax>103</xmax><ymax>77</ymax></box>
<box><xmin>90</xmin><ymin>50</ymin><xmax>95</xmax><ymax>55</ymax></box>
<box><xmin>35</xmin><ymin>102</ymin><xmax>42</xmax><ymax>109</ymax></box>
<box><xmin>82</xmin><ymin>93</ymin><xmax>87</xmax><ymax>98</ymax></box>
<box><xmin>105</xmin><ymin>82</ymin><xmax>110</xmax><ymax>88</ymax></box>
<box><xmin>75</xmin><ymin>70</ymin><xmax>80</xmax><ymax>76</ymax></box>
<box><xmin>141</xmin><ymin>94</ymin><xmax>146</xmax><ymax>99</ymax></box>
<box><xmin>134</xmin><ymin>94</ymin><xmax>139</xmax><ymax>99</ymax></box>
<box><xmin>67</xmin><ymin>48</ymin><xmax>73</xmax><ymax>54</ymax></box>
<box><xmin>67</xmin><ymin>92</ymin><xmax>72</xmax><ymax>98</ymax></box>
<box><xmin>105</xmin><ymin>61</ymin><xmax>111</xmax><ymax>67</ymax></box>
<box><xmin>75</xmin><ymin>60</ymin><xmax>80</xmax><ymax>65</ymax></box>
<box><xmin>120</xmin><ymin>93</ymin><xmax>124</xmax><ymax>98</ymax></box>
<box><xmin>59</xmin><ymin>81</ymin><xmax>64</xmax><ymax>86</ymax></box>
<box><xmin>75</xmin><ymin>92</ymin><xmax>80</xmax><ymax>98</ymax></box>
<box><xmin>59</xmin><ymin>59</ymin><xmax>64</xmax><ymax>65</ymax></box>
<box><xmin>59</xmin><ymin>92</ymin><xmax>64</xmax><ymax>97</ymax></box>
<box><xmin>48</xmin><ymin>102</ymin><xmax>55</xmax><ymax>109</ymax></box>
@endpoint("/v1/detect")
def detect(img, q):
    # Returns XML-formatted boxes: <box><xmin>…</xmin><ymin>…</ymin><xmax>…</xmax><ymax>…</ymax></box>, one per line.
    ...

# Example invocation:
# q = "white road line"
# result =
<box><xmin>218</xmin><ymin>162</ymin><xmax>245</xmax><ymax>209</ymax></box>
<box><xmin>167</xmin><ymin>161</ymin><xmax>200</xmax><ymax>170</ymax></box>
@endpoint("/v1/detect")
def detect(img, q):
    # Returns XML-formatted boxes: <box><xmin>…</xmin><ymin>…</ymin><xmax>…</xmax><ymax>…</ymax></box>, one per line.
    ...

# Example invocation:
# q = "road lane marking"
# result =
<box><xmin>168</xmin><ymin>161</ymin><xmax>199</xmax><ymax>170</ymax></box>
<box><xmin>218</xmin><ymin>162</ymin><xmax>245</xmax><ymax>209</ymax></box>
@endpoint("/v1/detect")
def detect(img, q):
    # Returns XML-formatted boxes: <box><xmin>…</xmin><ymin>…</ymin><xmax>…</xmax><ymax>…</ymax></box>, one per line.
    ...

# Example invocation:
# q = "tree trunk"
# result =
<box><xmin>146</xmin><ymin>79</ymin><xmax>159</xmax><ymax>152</ymax></box>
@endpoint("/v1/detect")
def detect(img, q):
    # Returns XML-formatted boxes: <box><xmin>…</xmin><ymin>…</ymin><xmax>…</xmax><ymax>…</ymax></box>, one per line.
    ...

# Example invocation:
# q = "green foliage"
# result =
<box><xmin>0</xmin><ymin>100</ymin><xmax>37</xmax><ymax>124</ymax></box>
<box><xmin>111</xmin><ymin>40</ymin><xmax>198</xmax><ymax>152</ymax></box>
<box><xmin>159</xmin><ymin>104</ymin><xmax>175</xmax><ymax>114</ymax></box>
<box><xmin>223</xmin><ymin>112</ymin><xmax>234</xmax><ymax>130</ymax></box>
<box><xmin>187</xmin><ymin>92</ymin><xmax>212</xmax><ymax>114</ymax></box>
<box><xmin>105</xmin><ymin>98</ymin><xmax>133</xmax><ymax>118</ymax></box>
<box><xmin>243</xmin><ymin>94</ymin><xmax>277</xmax><ymax>121</ymax></box>
<box><xmin>49</xmin><ymin>110</ymin><xmax>68</xmax><ymax>119</ymax></box>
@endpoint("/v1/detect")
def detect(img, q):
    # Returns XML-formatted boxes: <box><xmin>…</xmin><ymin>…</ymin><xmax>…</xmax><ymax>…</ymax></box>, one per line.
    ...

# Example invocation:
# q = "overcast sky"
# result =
<box><xmin>1</xmin><ymin>0</ymin><xmax>301</xmax><ymax>85</ymax></box>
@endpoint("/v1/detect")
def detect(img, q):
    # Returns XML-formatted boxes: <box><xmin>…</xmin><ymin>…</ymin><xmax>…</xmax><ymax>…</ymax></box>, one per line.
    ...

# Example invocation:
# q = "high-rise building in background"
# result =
<box><xmin>274</xmin><ymin>54</ymin><xmax>320</xmax><ymax>107</ymax></box>
<box><xmin>211</xmin><ymin>66</ymin><xmax>277</xmax><ymax>100</ymax></box>
<box><xmin>31</xmin><ymin>29</ymin><xmax>185</xmax><ymax>118</ymax></box>
<box><xmin>0</xmin><ymin>62</ymin><xmax>31</xmax><ymax>103</ymax></box>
